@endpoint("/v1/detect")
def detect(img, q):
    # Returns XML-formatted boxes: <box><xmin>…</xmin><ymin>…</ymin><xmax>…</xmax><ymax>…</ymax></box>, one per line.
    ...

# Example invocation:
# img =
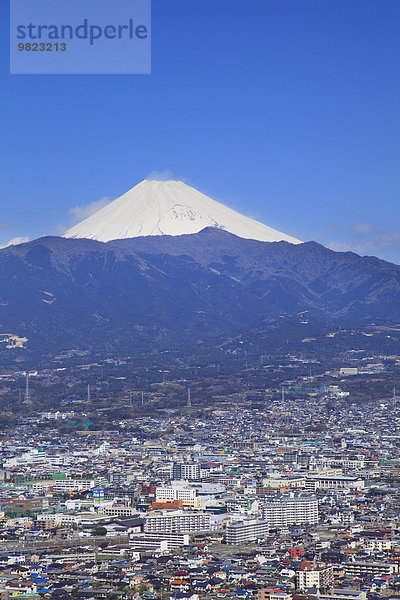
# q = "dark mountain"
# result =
<box><xmin>0</xmin><ymin>228</ymin><xmax>399</xmax><ymax>360</ymax></box>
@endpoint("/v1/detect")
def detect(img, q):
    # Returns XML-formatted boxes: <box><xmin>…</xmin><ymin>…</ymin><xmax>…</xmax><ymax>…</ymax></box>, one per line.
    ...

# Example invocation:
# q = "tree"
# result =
<box><xmin>92</xmin><ymin>526</ymin><xmax>107</xmax><ymax>536</ymax></box>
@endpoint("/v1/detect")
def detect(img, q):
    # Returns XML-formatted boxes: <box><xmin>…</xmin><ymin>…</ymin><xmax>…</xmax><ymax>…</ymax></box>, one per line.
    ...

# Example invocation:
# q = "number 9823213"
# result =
<box><xmin>18</xmin><ymin>42</ymin><xmax>67</xmax><ymax>52</ymax></box>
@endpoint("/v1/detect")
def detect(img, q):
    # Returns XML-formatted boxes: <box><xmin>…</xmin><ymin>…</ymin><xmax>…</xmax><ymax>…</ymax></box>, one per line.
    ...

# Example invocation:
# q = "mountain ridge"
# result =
<box><xmin>0</xmin><ymin>229</ymin><xmax>400</xmax><ymax>361</ymax></box>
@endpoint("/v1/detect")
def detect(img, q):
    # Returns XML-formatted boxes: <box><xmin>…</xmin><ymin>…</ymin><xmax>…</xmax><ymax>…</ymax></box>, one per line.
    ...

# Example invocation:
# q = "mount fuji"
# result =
<box><xmin>63</xmin><ymin>179</ymin><xmax>301</xmax><ymax>244</ymax></box>
<box><xmin>4</xmin><ymin>179</ymin><xmax>400</xmax><ymax>362</ymax></box>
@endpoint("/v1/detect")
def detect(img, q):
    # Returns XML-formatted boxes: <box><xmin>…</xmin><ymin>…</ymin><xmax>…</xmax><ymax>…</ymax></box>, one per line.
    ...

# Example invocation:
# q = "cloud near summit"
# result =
<box><xmin>68</xmin><ymin>197</ymin><xmax>111</xmax><ymax>223</ymax></box>
<box><xmin>0</xmin><ymin>236</ymin><xmax>30</xmax><ymax>249</ymax></box>
<box><xmin>49</xmin><ymin>196</ymin><xmax>112</xmax><ymax>237</ymax></box>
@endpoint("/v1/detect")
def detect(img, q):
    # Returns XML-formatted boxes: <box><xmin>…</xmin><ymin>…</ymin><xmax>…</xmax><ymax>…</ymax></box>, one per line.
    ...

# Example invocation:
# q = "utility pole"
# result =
<box><xmin>24</xmin><ymin>373</ymin><xmax>30</xmax><ymax>403</ymax></box>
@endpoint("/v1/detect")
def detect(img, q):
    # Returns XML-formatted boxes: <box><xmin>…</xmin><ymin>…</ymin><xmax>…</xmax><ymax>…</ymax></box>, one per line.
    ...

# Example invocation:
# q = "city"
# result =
<box><xmin>0</xmin><ymin>348</ymin><xmax>399</xmax><ymax>599</ymax></box>
<box><xmin>2</xmin><ymin>0</ymin><xmax>399</xmax><ymax>599</ymax></box>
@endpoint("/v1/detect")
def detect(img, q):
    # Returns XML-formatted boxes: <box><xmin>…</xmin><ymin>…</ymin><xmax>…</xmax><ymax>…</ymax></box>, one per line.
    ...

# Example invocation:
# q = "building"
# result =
<box><xmin>152</xmin><ymin>500</ymin><xmax>183</xmax><ymax>510</ymax></box>
<box><xmin>144</xmin><ymin>511</ymin><xmax>210</xmax><ymax>533</ymax></box>
<box><xmin>172</xmin><ymin>463</ymin><xmax>201</xmax><ymax>481</ymax></box>
<box><xmin>156</xmin><ymin>485</ymin><xmax>197</xmax><ymax>505</ymax></box>
<box><xmin>365</xmin><ymin>539</ymin><xmax>392</xmax><ymax>551</ymax></box>
<box><xmin>261</xmin><ymin>476</ymin><xmax>306</xmax><ymax>489</ymax></box>
<box><xmin>289</xmin><ymin>547</ymin><xmax>304</xmax><ymax>559</ymax></box>
<box><xmin>128</xmin><ymin>537</ymin><xmax>169</xmax><ymax>552</ymax></box>
<box><xmin>305</xmin><ymin>475</ymin><xmax>364</xmax><ymax>492</ymax></box>
<box><xmin>343</xmin><ymin>561</ymin><xmax>399</xmax><ymax>578</ymax></box>
<box><xmin>261</xmin><ymin>493</ymin><xmax>318</xmax><ymax>527</ymax></box>
<box><xmin>99</xmin><ymin>506</ymin><xmax>137</xmax><ymax>517</ymax></box>
<box><xmin>52</xmin><ymin>479</ymin><xmax>95</xmax><ymax>492</ymax></box>
<box><xmin>259</xmin><ymin>592</ymin><xmax>292</xmax><ymax>600</ymax></box>
<box><xmin>319</xmin><ymin>591</ymin><xmax>367</xmax><ymax>600</ymax></box>
<box><xmin>296</xmin><ymin>566</ymin><xmax>334</xmax><ymax>590</ymax></box>
<box><xmin>226</xmin><ymin>519</ymin><xmax>269</xmax><ymax>544</ymax></box>
<box><xmin>130</xmin><ymin>531</ymin><xmax>189</xmax><ymax>550</ymax></box>
<box><xmin>339</xmin><ymin>367</ymin><xmax>358</xmax><ymax>376</ymax></box>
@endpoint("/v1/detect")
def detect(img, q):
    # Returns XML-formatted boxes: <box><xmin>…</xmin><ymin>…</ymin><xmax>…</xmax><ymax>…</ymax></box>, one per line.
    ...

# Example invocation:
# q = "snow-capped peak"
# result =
<box><xmin>63</xmin><ymin>179</ymin><xmax>301</xmax><ymax>244</ymax></box>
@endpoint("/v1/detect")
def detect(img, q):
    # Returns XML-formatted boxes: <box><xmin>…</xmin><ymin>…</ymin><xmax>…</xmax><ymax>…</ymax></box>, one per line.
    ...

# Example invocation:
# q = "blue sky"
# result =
<box><xmin>1</xmin><ymin>0</ymin><xmax>400</xmax><ymax>262</ymax></box>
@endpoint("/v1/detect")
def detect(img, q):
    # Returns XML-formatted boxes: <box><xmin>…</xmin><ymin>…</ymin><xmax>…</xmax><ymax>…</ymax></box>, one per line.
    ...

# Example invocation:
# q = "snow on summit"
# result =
<box><xmin>63</xmin><ymin>179</ymin><xmax>301</xmax><ymax>244</ymax></box>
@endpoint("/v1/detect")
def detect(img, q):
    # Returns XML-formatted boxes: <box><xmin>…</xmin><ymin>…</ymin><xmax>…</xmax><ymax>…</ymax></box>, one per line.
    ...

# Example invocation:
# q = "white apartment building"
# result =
<box><xmin>37</xmin><ymin>513</ymin><xmax>78</xmax><ymax>526</ymax></box>
<box><xmin>52</xmin><ymin>479</ymin><xmax>95</xmax><ymax>492</ymax></box>
<box><xmin>329</xmin><ymin>459</ymin><xmax>365</xmax><ymax>470</ymax></box>
<box><xmin>27</xmin><ymin>482</ymin><xmax>53</xmax><ymax>494</ymax></box>
<box><xmin>365</xmin><ymin>539</ymin><xmax>392</xmax><ymax>551</ymax></box>
<box><xmin>261</xmin><ymin>476</ymin><xmax>306</xmax><ymax>489</ymax></box>
<box><xmin>99</xmin><ymin>506</ymin><xmax>137</xmax><ymax>517</ymax></box>
<box><xmin>344</xmin><ymin>561</ymin><xmax>399</xmax><ymax>578</ymax></box>
<box><xmin>144</xmin><ymin>511</ymin><xmax>210</xmax><ymax>533</ymax></box>
<box><xmin>172</xmin><ymin>463</ymin><xmax>201</xmax><ymax>481</ymax></box>
<box><xmin>129</xmin><ymin>538</ymin><xmax>169</xmax><ymax>552</ymax></box>
<box><xmin>261</xmin><ymin>493</ymin><xmax>318</xmax><ymax>527</ymax></box>
<box><xmin>130</xmin><ymin>531</ymin><xmax>189</xmax><ymax>550</ymax></box>
<box><xmin>296</xmin><ymin>566</ymin><xmax>333</xmax><ymax>590</ymax></box>
<box><xmin>156</xmin><ymin>485</ymin><xmax>197</xmax><ymax>504</ymax></box>
<box><xmin>226</xmin><ymin>519</ymin><xmax>269</xmax><ymax>544</ymax></box>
